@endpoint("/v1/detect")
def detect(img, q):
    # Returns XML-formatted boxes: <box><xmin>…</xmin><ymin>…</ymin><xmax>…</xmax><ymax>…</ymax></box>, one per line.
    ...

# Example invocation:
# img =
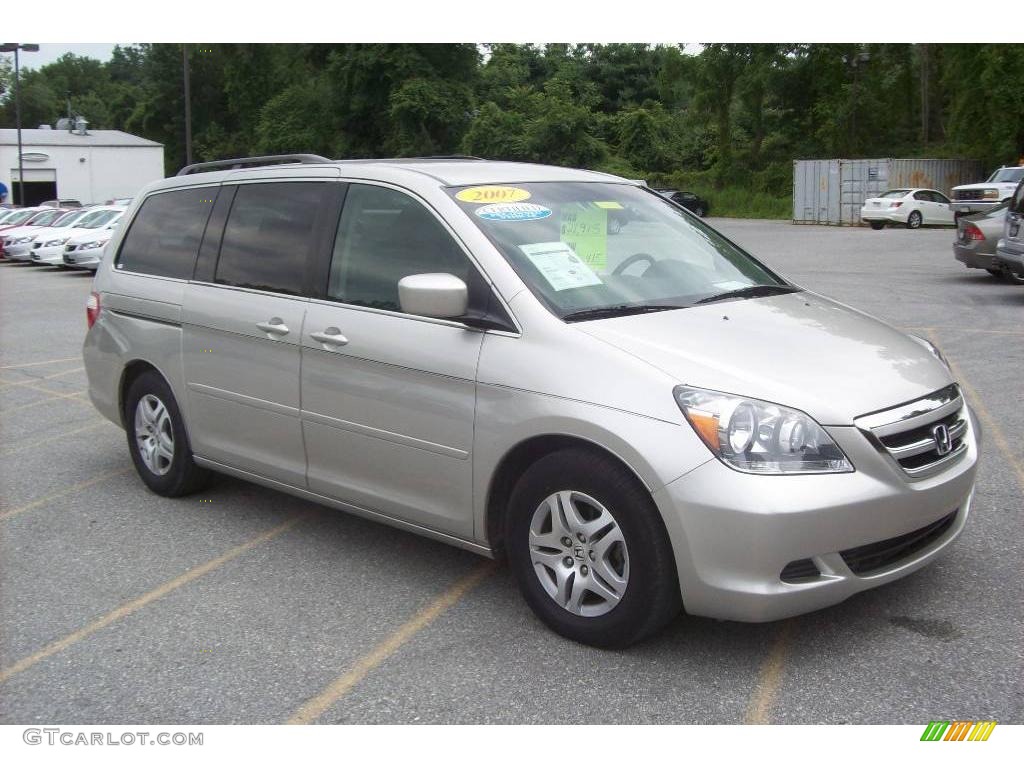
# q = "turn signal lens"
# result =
<box><xmin>86</xmin><ymin>292</ymin><xmax>101</xmax><ymax>329</ymax></box>
<box><xmin>674</xmin><ymin>386</ymin><xmax>853</xmax><ymax>474</ymax></box>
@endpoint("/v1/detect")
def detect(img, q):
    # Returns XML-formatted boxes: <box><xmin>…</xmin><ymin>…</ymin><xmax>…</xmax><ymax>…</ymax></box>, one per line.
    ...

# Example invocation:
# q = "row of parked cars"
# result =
<box><xmin>952</xmin><ymin>178</ymin><xmax>1024</xmax><ymax>285</ymax></box>
<box><xmin>0</xmin><ymin>202</ymin><xmax>127</xmax><ymax>270</ymax></box>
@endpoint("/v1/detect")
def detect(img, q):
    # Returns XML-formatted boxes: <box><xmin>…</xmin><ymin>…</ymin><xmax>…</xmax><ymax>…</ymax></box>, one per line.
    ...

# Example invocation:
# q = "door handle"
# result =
<box><xmin>256</xmin><ymin>318</ymin><xmax>290</xmax><ymax>336</ymax></box>
<box><xmin>310</xmin><ymin>327</ymin><xmax>349</xmax><ymax>347</ymax></box>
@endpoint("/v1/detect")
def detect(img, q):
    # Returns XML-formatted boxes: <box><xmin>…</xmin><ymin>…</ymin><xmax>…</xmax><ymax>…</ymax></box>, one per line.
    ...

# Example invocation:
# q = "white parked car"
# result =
<box><xmin>1</xmin><ymin>208</ymin><xmax>74</xmax><ymax>261</ymax></box>
<box><xmin>30</xmin><ymin>207</ymin><xmax>125</xmax><ymax>266</ymax></box>
<box><xmin>19</xmin><ymin>208</ymin><xmax>96</xmax><ymax>264</ymax></box>
<box><xmin>860</xmin><ymin>188</ymin><xmax>955</xmax><ymax>230</ymax></box>
<box><xmin>63</xmin><ymin>220</ymin><xmax>123</xmax><ymax>271</ymax></box>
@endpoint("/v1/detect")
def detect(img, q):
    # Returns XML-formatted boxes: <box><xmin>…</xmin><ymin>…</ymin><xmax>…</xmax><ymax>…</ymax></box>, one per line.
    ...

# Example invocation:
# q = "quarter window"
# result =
<box><xmin>215</xmin><ymin>182</ymin><xmax>326</xmax><ymax>295</ymax></box>
<box><xmin>117</xmin><ymin>188</ymin><xmax>214</xmax><ymax>278</ymax></box>
<box><xmin>328</xmin><ymin>184</ymin><xmax>475</xmax><ymax>312</ymax></box>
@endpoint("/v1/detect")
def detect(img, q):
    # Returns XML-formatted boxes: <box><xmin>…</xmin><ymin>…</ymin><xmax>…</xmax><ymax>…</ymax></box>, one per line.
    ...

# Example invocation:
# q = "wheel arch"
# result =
<box><xmin>117</xmin><ymin>358</ymin><xmax>174</xmax><ymax>428</ymax></box>
<box><xmin>484</xmin><ymin>433</ymin><xmax>653</xmax><ymax>558</ymax></box>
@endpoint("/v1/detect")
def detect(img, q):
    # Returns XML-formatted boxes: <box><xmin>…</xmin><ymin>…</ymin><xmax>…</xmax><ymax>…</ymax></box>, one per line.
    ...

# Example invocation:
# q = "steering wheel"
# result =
<box><xmin>613</xmin><ymin>252</ymin><xmax>656</xmax><ymax>276</ymax></box>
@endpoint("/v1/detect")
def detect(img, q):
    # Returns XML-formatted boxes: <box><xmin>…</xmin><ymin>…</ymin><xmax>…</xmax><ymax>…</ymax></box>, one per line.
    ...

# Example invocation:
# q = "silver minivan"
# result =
<box><xmin>84</xmin><ymin>155</ymin><xmax>979</xmax><ymax>647</ymax></box>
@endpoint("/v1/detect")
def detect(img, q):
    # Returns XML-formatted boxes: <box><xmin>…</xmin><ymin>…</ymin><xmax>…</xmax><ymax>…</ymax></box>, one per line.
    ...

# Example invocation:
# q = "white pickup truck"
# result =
<box><xmin>951</xmin><ymin>166</ymin><xmax>1024</xmax><ymax>217</ymax></box>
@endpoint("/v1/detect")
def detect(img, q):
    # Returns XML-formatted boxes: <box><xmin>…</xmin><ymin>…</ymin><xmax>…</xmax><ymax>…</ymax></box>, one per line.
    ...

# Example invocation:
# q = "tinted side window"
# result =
<box><xmin>328</xmin><ymin>184</ymin><xmax>474</xmax><ymax>312</ymax></box>
<box><xmin>117</xmin><ymin>188</ymin><xmax>214</xmax><ymax>278</ymax></box>
<box><xmin>913</xmin><ymin>191</ymin><xmax>929</xmax><ymax>201</ymax></box>
<box><xmin>215</xmin><ymin>182</ymin><xmax>325</xmax><ymax>295</ymax></box>
<box><xmin>933</xmin><ymin>191</ymin><xmax>950</xmax><ymax>204</ymax></box>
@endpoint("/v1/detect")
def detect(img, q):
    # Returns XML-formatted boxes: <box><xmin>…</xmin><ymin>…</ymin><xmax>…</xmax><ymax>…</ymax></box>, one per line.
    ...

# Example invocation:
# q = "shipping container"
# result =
<box><xmin>793</xmin><ymin>158</ymin><xmax>983</xmax><ymax>225</ymax></box>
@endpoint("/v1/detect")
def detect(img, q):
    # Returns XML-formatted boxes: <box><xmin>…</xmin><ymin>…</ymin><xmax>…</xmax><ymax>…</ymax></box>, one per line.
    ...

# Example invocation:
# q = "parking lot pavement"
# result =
<box><xmin>1</xmin><ymin>225</ymin><xmax>1022</xmax><ymax>725</ymax></box>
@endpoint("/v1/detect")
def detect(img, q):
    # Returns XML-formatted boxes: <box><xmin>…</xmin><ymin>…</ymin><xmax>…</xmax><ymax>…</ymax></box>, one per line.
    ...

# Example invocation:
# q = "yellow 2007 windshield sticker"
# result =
<box><xmin>456</xmin><ymin>186</ymin><xmax>531</xmax><ymax>204</ymax></box>
<box><xmin>594</xmin><ymin>201</ymin><xmax>624</xmax><ymax>210</ymax></box>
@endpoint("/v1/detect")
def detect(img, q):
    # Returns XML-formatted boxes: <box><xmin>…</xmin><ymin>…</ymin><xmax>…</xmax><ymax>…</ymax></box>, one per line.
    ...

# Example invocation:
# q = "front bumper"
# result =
<box><xmin>953</xmin><ymin>242</ymin><xmax>999</xmax><ymax>270</ymax></box>
<box><xmin>951</xmin><ymin>200</ymin><xmax>1001</xmax><ymax>215</ymax></box>
<box><xmin>63</xmin><ymin>245</ymin><xmax>103</xmax><ymax>270</ymax></box>
<box><xmin>3</xmin><ymin>242</ymin><xmax>35</xmax><ymax>261</ymax></box>
<box><xmin>30</xmin><ymin>244</ymin><xmax>67</xmax><ymax>265</ymax></box>
<box><xmin>652</xmin><ymin>411</ymin><xmax>979</xmax><ymax>623</ymax></box>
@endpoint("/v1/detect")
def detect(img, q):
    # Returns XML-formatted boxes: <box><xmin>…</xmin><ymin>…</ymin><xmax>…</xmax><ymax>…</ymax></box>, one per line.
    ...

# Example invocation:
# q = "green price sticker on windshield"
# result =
<box><xmin>560</xmin><ymin>206</ymin><xmax>608</xmax><ymax>270</ymax></box>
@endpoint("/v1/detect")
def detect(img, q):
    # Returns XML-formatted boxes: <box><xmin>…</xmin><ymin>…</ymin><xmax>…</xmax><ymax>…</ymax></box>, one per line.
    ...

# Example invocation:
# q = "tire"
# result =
<box><xmin>693</xmin><ymin>205</ymin><xmax>706</xmax><ymax>218</ymax></box>
<box><xmin>505</xmin><ymin>447</ymin><xmax>681</xmax><ymax>648</ymax></box>
<box><xmin>986</xmin><ymin>268</ymin><xmax>1003</xmax><ymax>277</ymax></box>
<box><xmin>907</xmin><ymin>210</ymin><xmax>923</xmax><ymax>229</ymax></box>
<box><xmin>125</xmin><ymin>370</ymin><xmax>212</xmax><ymax>497</ymax></box>
<box><xmin>869</xmin><ymin>221</ymin><xmax>885</xmax><ymax>230</ymax></box>
<box><xmin>1003</xmin><ymin>269</ymin><xmax>1024</xmax><ymax>285</ymax></box>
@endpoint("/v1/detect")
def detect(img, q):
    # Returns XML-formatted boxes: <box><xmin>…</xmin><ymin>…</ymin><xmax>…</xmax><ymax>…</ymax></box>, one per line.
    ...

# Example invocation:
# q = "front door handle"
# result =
<box><xmin>256</xmin><ymin>318</ymin><xmax>290</xmax><ymax>336</ymax></box>
<box><xmin>310</xmin><ymin>327</ymin><xmax>349</xmax><ymax>347</ymax></box>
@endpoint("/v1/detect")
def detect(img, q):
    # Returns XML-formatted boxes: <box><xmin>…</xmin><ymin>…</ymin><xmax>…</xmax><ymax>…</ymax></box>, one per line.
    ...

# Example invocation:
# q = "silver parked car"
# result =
<box><xmin>953</xmin><ymin>202</ymin><xmax>1022</xmax><ymax>283</ymax></box>
<box><xmin>83</xmin><ymin>156</ymin><xmax>979</xmax><ymax>647</ymax></box>
<box><xmin>995</xmin><ymin>179</ymin><xmax>1024</xmax><ymax>281</ymax></box>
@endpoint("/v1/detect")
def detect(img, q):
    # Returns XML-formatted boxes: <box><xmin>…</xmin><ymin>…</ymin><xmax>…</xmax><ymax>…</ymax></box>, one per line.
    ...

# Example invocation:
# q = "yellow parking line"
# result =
<box><xmin>0</xmin><ymin>468</ymin><xmax>131</xmax><ymax>522</ymax></box>
<box><xmin>928</xmin><ymin>330</ymin><xmax>1024</xmax><ymax>495</ymax></box>
<box><xmin>745</xmin><ymin>620</ymin><xmax>794</xmax><ymax>724</ymax></box>
<box><xmin>41</xmin><ymin>366</ymin><xmax>85</xmax><ymax>380</ymax></box>
<box><xmin>0</xmin><ymin>515</ymin><xmax>306</xmax><ymax>685</ymax></box>
<box><xmin>287</xmin><ymin>560</ymin><xmax>496</xmax><ymax>724</ymax></box>
<box><xmin>0</xmin><ymin>377</ymin><xmax>92</xmax><ymax>404</ymax></box>
<box><xmin>0</xmin><ymin>356</ymin><xmax>80</xmax><ymax>370</ymax></box>
<box><xmin>0</xmin><ymin>390</ymin><xmax>88</xmax><ymax>414</ymax></box>
<box><xmin>0</xmin><ymin>420</ymin><xmax>111</xmax><ymax>456</ymax></box>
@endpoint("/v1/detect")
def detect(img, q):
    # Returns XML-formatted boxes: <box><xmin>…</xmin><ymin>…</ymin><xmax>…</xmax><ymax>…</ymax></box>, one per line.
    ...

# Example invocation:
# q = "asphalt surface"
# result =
<box><xmin>0</xmin><ymin>220</ymin><xmax>1021</xmax><ymax>724</ymax></box>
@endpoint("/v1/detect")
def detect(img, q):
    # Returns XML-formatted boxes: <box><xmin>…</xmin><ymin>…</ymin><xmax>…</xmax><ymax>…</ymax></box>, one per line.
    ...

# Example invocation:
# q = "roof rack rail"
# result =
<box><xmin>175</xmin><ymin>154</ymin><xmax>331</xmax><ymax>176</ymax></box>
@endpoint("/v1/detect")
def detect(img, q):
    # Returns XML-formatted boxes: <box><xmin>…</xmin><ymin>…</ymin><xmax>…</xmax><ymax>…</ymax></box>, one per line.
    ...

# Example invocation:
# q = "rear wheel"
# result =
<box><xmin>506</xmin><ymin>447</ymin><xmax>681</xmax><ymax>648</ymax></box>
<box><xmin>1003</xmin><ymin>269</ymin><xmax>1024</xmax><ymax>285</ymax></box>
<box><xmin>907</xmin><ymin>210</ymin><xmax>923</xmax><ymax>229</ymax></box>
<box><xmin>125</xmin><ymin>370</ymin><xmax>211</xmax><ymax>497</ymax></box>
<box><xmin>869</xmin><ymin>221</ymin><xmax>885</xmax><ymax>230</ymax></box>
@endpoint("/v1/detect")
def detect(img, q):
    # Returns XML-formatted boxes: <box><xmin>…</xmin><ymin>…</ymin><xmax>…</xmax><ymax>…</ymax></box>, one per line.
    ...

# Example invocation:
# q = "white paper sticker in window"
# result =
<box><xmin>519</xmin><ymin>242</ymin><xmax>603</xmax><ymax>292</ymax></box>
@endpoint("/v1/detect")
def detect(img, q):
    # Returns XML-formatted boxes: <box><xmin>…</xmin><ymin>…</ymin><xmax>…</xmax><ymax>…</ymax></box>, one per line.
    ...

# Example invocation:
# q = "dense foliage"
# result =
<box><xmin>2</xmin><ymin>43</ymin><xmax>1023</xmax><ymax>217</ymax></box>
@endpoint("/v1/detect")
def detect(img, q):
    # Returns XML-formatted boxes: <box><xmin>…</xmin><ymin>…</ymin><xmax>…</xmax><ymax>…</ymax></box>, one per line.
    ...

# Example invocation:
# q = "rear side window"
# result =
<box><xmin>1012</xmin><ymin>182</ymin><xmax>1024</xmax><ymax>215</ymax></box>
<box><xmin>214</xmin><ymin>182</ymin><xmax>325</xmax><ymax>295</ymax></box>
<box><xmin>117</xmin><ymin>188</ymin><xmax>215</xmax><ymax>278</ymax></box>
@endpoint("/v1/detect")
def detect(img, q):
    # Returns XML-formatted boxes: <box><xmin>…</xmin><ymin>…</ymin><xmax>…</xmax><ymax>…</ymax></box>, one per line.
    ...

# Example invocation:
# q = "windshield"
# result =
<box><xmin>52</xmin><ymin>210</ymin><xmax>88</xmax><ymax>227</ymax></box>
<box><xmin>2</xmin><ymin>210</ymin><xmax>36</xmax><ymax>226</ymax></box>
<box><xmin>448</xmin><ymin>182</ymin><xmax>788</xmax><ymax>320</ymax></box>
<box><xmin>79</xmin><ymin>209</ymin><xmax>122</xmax><ymax>229</ymax></box>
<box><xmin>988</xmin><ymin>168</ymin><xmax>1024</xmax><ymax>184</ymax></box>
<box><xmin>880</xmin><ymin>189</ymin><xmax>910</xmax><ymax>199</ymax></box>
<box><xmin>27</xmin><ymin>210</ymin><xmax>63</xmax><ymax>226</ymax></box>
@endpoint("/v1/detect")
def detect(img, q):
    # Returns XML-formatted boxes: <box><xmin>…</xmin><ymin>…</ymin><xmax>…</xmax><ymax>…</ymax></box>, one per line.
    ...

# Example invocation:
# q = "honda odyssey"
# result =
<box><xmin>83</xmin><ymin>155</ymin><xmax>979</xmax><ymax>647</ymax></box>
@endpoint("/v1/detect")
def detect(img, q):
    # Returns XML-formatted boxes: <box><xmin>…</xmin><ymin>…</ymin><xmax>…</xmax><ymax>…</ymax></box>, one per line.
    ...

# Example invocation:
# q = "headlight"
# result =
<box><xmin>983</xmin><ymin>189</ymin><xmax>999</xmax><ymax>199</ymax></box>
<box><xmin>674</xmin><ymin>386</ymin><xmax>853</xmax><ymax>474</ymax></box>
<box><xmin>44</xmin><ymin>237</ymin><xmax>69</xmax><ymax>247</ymax></box>
<box><xmin>14</xmin><ymin>236</ymin><xmax>33</xmax><ymax>244</ymax></box>
<box><xmin>909</xmin><ymin>334</ymin><xmax>949</xmax><ymax>370</ymax></box>
<box><xmin>80</xmin><ymin>240</ymin><xmax>108</xmax><ymax>250</ymax></box>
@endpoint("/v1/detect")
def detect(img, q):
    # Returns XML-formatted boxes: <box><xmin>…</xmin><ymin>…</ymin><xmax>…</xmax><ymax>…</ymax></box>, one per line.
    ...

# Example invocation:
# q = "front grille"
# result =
<box><xmin>780</xmin><ymin>558</ymin><xmax>821</xmax><ymax>583</ymax></box>
<box><xmin>954</xmin><ymin>189</ymin><xmax>991</xmax><ymax>201</ymax></box>
<box><xmin>840</xmin><ymin>511</ymin><xmax>958</xmax><ymax>576</ymax></box>
<box><xmin>855</xmin><ymin>385</ymin><xmax>968</xmax><ymax>479</ymax></box>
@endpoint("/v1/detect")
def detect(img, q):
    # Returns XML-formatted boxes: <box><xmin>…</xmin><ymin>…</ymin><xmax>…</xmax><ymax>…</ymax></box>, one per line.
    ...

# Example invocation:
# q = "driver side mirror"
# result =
<box><xmin>398</xmin><ymin>273</ymin><xmax>469</xmax><ymax>319</ymax></box>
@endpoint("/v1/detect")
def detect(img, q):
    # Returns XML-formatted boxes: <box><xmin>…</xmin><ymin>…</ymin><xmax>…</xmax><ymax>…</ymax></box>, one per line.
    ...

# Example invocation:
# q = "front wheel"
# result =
<box><xmin>506</xmin><ymin>447</ymin><xmax>681</xmax><ymax>648</ymax></box>
<box><xmin>869</xmin><ymin>221</ymin><xmax>885</xmax><ymax>230</ymax></box>
<box><xmin>125</xmin><ymin>370</ymin><xmax>212</xmax><ymax>497</ymax></box>
<box><xmin>693</xmin><ymin>204</ymin><xmax>706</xmax><ymax>218</ymax></box>
<box><xmin>907</xmin><ymin>210</ymin><xmax>923</xmax><ymax>229</ymax></box>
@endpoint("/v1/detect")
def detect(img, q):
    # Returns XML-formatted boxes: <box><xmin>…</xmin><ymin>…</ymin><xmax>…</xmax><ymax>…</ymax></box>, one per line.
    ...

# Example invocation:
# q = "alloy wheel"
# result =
<box><xmin>528</xmin><ymin>490</ymin><xmax>630</xmax><ymax>617</ymax></box>
<box><xmin>134</xmin><ymin>394</ymin><xmax>175</xmax><ymax>476</ymax></box>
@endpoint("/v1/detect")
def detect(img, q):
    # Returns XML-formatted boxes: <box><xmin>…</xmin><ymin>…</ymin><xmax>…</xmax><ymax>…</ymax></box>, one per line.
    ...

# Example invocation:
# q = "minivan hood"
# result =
<box><xmin>576</xmin><ymin>292</ymin><xmax>952</xmax><ymax>425</ymax></box>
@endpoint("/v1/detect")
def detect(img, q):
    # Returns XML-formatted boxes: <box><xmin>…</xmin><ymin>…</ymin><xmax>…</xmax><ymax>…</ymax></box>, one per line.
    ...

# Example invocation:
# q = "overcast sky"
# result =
<box><xmin>2</xmin><ymin>44</ymin><xmax>117</xmax><ymax>69</ymax></box>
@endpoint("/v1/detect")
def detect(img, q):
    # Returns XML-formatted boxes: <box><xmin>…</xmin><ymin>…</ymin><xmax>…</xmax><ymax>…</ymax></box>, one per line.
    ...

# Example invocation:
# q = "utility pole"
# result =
<box><xmin>183</xmin><ymin>44</ymin><xmax>193</xmax><ymax>166</ymax></box>
<box><xmin>1</xmin><ymin>43</ymin><xmax>40</xmax><ymax>206</ymax></box>
<box><xmin>920</xmin><ymin>44</ymin><xmax>930</xmax><ymax>145</ymax></box>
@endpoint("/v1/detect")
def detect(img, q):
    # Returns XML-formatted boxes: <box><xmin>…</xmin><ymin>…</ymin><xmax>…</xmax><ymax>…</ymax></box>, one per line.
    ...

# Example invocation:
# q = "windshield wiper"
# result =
<box><xmin>693</xmin><ymin>284</ymin><xmax>800</xmax><ymax>306</ymax></box>
<box><xmin>562</xmin><ymin>304</ymin><xmax>685</xmax><ymax>322</ymax></box>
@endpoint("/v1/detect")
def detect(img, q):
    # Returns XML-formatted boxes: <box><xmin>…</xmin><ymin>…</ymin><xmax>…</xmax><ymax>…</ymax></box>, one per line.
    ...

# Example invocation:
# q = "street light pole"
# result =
<box><xmin>1</xmin><ymin>43</ymin><xmax>39</xmax><ymax>206</ymax></box>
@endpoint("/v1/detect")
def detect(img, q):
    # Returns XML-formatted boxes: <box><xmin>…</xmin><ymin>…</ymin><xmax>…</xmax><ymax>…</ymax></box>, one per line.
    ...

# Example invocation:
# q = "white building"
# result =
<box><xmin>1</xmin><ymin>125</ymin><xmax>164</xmax><ymax>206</ymax></box>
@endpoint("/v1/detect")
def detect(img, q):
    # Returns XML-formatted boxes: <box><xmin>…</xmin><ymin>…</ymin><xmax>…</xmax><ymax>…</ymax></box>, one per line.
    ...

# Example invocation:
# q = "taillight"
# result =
<box><xmin>890</xmin><ymin>201</ymin><xmax>903</xmax><ymax>208</ymax></box>
<box><xmin>86</xmin><ymin>291</ymin><xmax>101</xmax><ymax>329</ymax></box>
<box><xmin>963</xmin><ymin>223</ymin><xmax>985</xmax><ymax>241</ymax></box>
